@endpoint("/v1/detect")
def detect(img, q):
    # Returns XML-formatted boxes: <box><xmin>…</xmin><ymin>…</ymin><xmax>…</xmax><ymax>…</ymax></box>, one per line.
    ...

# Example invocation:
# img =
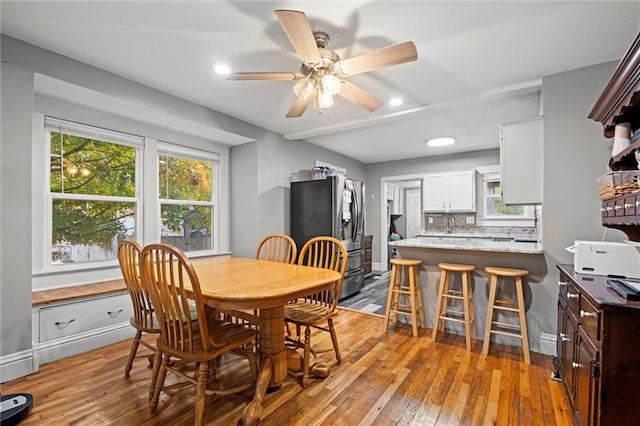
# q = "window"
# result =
<box><xmin>481</xmin><ymin>172</ymin><xmax>535</xmax><ymax>225</ymax></box>
<box><xmin>46</xmin><ymin>117</ymin><xmax>142</xmax><ymax>265</ymax></box>
<box><xmin>158</xmin><ymin>144</ymin><xmax>218</xmax><ymax>253</ymax></box>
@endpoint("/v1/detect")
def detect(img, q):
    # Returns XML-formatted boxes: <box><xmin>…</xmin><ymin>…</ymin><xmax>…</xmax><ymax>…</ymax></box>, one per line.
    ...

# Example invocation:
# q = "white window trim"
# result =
<box><xmin>157</xmin><ymin>142</ymin><xmax>219</xmax><ymax>255</ymax></box>
<box><xmin>42</xmin><ymin>117</ymin><xmax>144</xmax><ymax>272</ymax></box>
<box><xmin>478</xmin><ymin>171</ymin><xmax>535</xmax><ymax>227</ymax></box>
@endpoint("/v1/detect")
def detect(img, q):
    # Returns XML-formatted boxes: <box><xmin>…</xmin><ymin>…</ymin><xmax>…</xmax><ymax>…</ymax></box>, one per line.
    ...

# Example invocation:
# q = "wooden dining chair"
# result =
<box><xmin>140</xmin><ymin>243</ymin><xmax>258</xmax><ymax>426</ymax></box>
<box><xmin>284</xmin><ymin>236</ymin><xmax>347</xmax><ymax>387</ymax></box>
<box><xmin>117</xmin><ymin>240</ymin><xmax>160</xmax><ymax>387</ymax></box>
<box><xmin>255</xmin><ymin>233</ymin><xmax>297</xmax><ymax>264</ymax></box>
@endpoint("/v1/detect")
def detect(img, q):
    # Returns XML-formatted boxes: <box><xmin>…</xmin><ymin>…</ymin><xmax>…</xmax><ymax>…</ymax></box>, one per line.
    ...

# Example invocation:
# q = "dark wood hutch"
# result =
<box><xmin>554</xmin><ymin>32</ymin><xmax>640</xmax><ymax>426</ymax></box>
<box><xmin>589</xmin><ymin>32</ymin><xmax>640</xmax><ymax>240</ymax></box>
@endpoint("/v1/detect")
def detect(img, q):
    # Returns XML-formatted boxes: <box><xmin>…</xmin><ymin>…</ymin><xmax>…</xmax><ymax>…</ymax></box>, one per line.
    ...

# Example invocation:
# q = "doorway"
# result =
<box><xmin>380</xmin><ymin>175</ymin><xmax>423</xmax><ymax>271</ymax></box>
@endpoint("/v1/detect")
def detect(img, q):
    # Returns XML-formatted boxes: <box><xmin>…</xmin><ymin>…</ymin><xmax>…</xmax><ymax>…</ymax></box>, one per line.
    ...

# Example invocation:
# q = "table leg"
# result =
<box><xmin>240</xmin><ymin>357</ymin><xmax>271</xmax><ymax>426</ymax></box>
<box><xmin>257</xmin><ymin>305</ymin><xmax>288</xmax><ymax>386</ymax></box>
<box><xmin>240</xmin><ymin>305</ymin><xmax>286</xmax><ymax>425</ymax></box>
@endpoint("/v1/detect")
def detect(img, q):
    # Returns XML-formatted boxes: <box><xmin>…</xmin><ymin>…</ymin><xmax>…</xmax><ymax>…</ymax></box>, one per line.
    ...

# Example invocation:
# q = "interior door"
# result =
<box><xmin>405</xmin><ymin>189</ymin><xmax>422</xmax><ymax>238</ymax></box>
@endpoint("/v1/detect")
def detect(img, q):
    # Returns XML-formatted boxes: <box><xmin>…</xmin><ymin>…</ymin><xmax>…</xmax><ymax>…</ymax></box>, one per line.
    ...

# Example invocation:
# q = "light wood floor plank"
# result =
<box><xmin>2</xmin><ymin>309</ymin><xmax>572</xmax><ymax>425</ymax></box>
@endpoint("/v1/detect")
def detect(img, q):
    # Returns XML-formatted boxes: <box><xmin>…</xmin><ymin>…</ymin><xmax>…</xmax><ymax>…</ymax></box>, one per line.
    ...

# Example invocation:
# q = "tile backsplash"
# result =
<box><xmin>421</xmin><ymin>209</ymin><xmax>540</xmax><ymax>239</ymax></box>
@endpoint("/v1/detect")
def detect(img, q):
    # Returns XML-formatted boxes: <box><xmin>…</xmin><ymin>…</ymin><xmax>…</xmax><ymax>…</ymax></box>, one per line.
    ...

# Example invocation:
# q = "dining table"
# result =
<box><xmin>189</xmin><ymin>256</ymin><xmax>342</xmax><ymax>426</ymax></box>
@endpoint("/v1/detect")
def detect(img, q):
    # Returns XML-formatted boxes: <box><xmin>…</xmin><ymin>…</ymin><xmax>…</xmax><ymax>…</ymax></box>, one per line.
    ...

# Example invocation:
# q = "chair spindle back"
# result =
<box><xmin>256</xmin><ymin>233</ymin><xmax>297</xmax><ymax>264</ymax></box>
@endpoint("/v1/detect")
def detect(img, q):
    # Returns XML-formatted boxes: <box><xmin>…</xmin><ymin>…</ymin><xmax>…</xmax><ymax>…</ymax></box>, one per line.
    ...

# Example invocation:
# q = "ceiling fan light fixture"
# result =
<box><xmin>317</xmin><ymin>91</ymin><xmax>334</xmax><ymax>110</ymax></box>
<box><xmin>214</xmin><ymin>64</ymin><xmax>231</xmax><ymax>75</ymax></box>
<box><xmin>294</xmin><ymin>79</ymin><xmax>315</xmax><ymax>100</ymax></box>
<box><xmin>389</xmin><ymin>97</ymin><xmax>403</xmax><ymax>107</ymax></box>
<box><xmin>426</xmin><ymin>137</ymin><xmax>456</xmax><ymax>147</ymax></box>
<box><xmin>321</xmin><ymin>74</ymin><xmax>341</xmax><ymax>95</ymax></box>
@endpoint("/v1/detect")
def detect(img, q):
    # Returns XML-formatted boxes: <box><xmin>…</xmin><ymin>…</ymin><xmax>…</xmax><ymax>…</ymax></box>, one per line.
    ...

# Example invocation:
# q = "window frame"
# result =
<box><xmin>479</xmin><ymin>171</ymin><xmax>535</xmax><ymax>227</ymax></box>
<box><xmin>157</xmin><ymin>142</ymin><xmax>220</xmax><ymax>255</ymax></box>
<box><xmin>43</xmin><ymin>117</ymin><xmax>144</xmax><ymax>271</ymax></box>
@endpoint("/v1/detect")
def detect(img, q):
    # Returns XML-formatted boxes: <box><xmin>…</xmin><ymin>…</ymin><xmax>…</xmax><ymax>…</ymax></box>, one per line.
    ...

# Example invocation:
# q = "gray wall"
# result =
<box><xmin>230</xmin><ymin>133</ymin><xmax>365</xmax><ymax>258</ymax></box>
<box><xmin>365</xmin><ymin>149</ymin><xmax>501</xmax><ymax>265</ymax></box>
<box><xmin>1</xmin><ymin>55</ymin><xmax>34</xmax><ymax>360</ymax></box>
<box><xmin>536</xmin><ymin>60</ymin><xmax>624</xmax><ymax>340</ymax></box>
<box><xmin>0</xmin><ymin>35</ymin><xmax>264</xmax><ymax>369</ymax></box>
<box><xmin>0</xmin><ymin>31</ymin><xmax>627</xmax><ymax>374</ymax></box>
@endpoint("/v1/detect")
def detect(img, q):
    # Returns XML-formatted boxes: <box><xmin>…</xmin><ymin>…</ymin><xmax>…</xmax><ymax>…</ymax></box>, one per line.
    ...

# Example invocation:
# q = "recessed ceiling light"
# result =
<box><xmin>214</xmin><ymin>64</ymin><xmax>231</xmax><ymax>75</ymax></box>
<box><xmin>426</xmin><ymin>137</ymin><xmax>456</xmax><ymax>147</ymax></box>
<box><xmin>389</xmin><ymin>97</ymin><xmax>403</xmax><ymax>107</ymax></box>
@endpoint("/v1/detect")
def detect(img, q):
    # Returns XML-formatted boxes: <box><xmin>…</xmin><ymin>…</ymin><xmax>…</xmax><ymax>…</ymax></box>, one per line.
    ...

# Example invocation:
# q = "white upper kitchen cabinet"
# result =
<box><xmin>500</xmin><ymin>118</ymin><xmax>543</xmax><ymax>205</ymax></box>
<box><xmin>385</xmin><ymin>182</ymin><xmax>403</xmax><ymax>215</ymax></box>
<box><xmin>423</xmin><ymin>171</ymin><xmax>475</xmax><ymax>212</ymax></box>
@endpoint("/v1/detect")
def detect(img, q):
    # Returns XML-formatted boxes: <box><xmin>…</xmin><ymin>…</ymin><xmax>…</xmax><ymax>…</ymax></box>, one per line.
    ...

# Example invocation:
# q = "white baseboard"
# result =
<box><xmin>539</xmin><ymin>332</ymin><xmax>557</xmax><ymax>356</ymax></box>
<box><xmin>372</xmin><ymin>262</ymin><xmax>387</xmax><ymax>272</ymax></box>
<box><xmin>0</xmin><ymin>349</ymin><xmax>37</xmax><ymax>383</ymax></box>
<box><xmin>2</xmin><ymin>324</ymin><xmax>134</xmax><ymax>382</ymax></box>
<box><xmin>34</xmin><ymin>323</ymin><xmax>133</xmax><ymax>366</ymax></box>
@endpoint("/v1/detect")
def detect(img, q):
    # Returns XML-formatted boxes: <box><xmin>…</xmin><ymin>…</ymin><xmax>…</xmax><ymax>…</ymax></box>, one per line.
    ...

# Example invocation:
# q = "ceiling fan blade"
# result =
<box><xmin>224</xmin><ymin>72</ymin><xmax>304</xmax><ymax>81</ymax></box>
<box><xmin>286</xmin><ymin>94</ymin><xmax>313</xmax><ymax>118</ymax></box>
<box><xmin>335</xmin><ymin>41</ymin><xmax>418</xmax><ymax>76</ymax></box>
<box><xmin>275</xmin><ymin>10</ymin><xmax>322</xmax><ymax>66</ymax></box>
<box><xmin>337</xmin><ymin>80</ymin><xmax>384</xmax><ymax>112</ymax></box>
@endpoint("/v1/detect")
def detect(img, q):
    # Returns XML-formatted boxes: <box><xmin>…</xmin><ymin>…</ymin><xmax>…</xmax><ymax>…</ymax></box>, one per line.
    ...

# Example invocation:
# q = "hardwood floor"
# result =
<box><xmin>1</xmin><ymin>309</ymin><xmax>573</xmax><ymax>425</ymax></box>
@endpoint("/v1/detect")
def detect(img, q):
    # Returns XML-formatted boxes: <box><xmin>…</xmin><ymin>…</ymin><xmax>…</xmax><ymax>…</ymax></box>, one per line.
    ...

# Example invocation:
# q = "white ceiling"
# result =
<box><xmin>2</xmin><ymin>1</ymin><xmax>638</xmax><ymax>163</ymax></box>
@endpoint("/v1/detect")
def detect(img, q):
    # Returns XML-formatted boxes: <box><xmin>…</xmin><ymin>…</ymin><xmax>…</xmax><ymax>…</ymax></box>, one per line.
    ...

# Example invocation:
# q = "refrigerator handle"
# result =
<box><xmin>352</xmin><ymin>186</ymin><xmax>359</xmax><ymax>242</ymax></box>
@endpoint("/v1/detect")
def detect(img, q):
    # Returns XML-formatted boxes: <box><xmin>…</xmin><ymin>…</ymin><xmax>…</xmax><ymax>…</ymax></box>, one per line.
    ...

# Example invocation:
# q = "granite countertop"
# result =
<box><xmin>389</xmin><ymin>236</ymin><xmax>544</xmax><ymax>254</ymax></box>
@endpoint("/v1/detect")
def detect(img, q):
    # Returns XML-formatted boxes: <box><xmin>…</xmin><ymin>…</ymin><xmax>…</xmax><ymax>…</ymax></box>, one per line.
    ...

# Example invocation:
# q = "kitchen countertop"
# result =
<box><xmin>389</xmin><ymin>236</ymin><xmax>544</xmax><ymax>254</ymax></box>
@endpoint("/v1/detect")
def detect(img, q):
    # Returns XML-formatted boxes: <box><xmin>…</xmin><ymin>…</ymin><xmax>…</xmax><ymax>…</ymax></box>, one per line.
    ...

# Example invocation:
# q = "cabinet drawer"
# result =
<box><xmin>559</xmin><ymin>273</ymin><xmax>570</xmax><ymax>301</ymax></box>
<box><xmin>39</xmin><ymin>293</ymin><xmax>132</xmax><ymax>342</ymax></box>
<box><xmin>364</xmin><ymin>236</ymin><xmax>373</xmax><ymax>249</ymax></box>
<box><xmin>579</xmin><ymin>296</ymin><xmax>601</xmax><ymax>342</ymax></box>
<box><xmin>615</xmin><ymin>198</ymin><xmax>626</xmax><ymax>216</ymax></box>
<box><xmin>566</xmin><ymin>282</ymin><xmax>581</xmax><ymax>314</ymax></box>
<box><xmin>625</xmin><ymin>195</ymin><xmax>637</xmax><ymax>216</ymax></box>
<box><xmin>365</xmin><ymin>249</ymin><xmax>372</xmax><ymax>262</ymax></box>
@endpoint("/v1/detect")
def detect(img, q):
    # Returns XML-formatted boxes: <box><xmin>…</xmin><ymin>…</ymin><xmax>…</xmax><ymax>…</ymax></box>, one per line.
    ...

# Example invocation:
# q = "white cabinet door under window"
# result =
<box><xmin>423</xmin><ymin>171</ymin><xmax>475</xmax><ymax>212</ymax></box>
<box><xmin>422</xmin><ymin>174</ymin><xmax>447</xmax><ymax>212</ymax></box>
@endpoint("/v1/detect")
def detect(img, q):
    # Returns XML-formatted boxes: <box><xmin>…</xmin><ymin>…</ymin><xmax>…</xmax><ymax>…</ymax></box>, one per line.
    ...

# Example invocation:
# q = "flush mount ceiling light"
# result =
<box><xmin>426</xmin><ymin>137</ymin><xmax>456</xmax><ymax>147</ymax></box>
<box><xmin>389</xmin><ymin>97</ymin><xmax>403</xmax><ymax>107</ymax></box>
<box><xmin>214</xmin><ymin>64</ymin><xmax>231</xmax><ymax>75</ymax></box>
<box><xmin>221</xmin><ymin>9</ymin><xmax>418</xmax><ymax>117</ymax></box>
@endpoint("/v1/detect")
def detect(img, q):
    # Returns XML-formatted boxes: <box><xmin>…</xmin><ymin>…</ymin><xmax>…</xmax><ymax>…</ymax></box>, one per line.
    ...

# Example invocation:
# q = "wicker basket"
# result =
<box><xmin>597</xmin><ymin>170</ymin><xmax>640</xmax><ymax>200</ymax></box>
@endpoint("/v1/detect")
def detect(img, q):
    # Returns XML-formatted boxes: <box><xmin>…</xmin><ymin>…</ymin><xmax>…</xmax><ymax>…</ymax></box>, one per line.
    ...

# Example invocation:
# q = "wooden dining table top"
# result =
<box><xmin>189</xmin><ymin>257</ymin><xmax>341</xmax><ymax>310</ymax></box>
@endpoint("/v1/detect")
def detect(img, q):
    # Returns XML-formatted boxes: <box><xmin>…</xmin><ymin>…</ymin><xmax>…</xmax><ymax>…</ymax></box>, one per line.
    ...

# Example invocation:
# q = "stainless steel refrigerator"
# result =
<box><xmin>290</xmin><ymin>176</ymin><xmax>365</xmax><ymax>300</ymax></box>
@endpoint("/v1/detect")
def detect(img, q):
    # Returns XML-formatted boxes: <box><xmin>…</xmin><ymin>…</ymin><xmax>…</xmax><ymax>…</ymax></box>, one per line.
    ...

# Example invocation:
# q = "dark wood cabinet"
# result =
<box><xmin>590</xmin><ymin>32</ymin><xmax>640</xmax><ymax>239</ymax></box>
<box><xmin>363</xmin><ymin>235</ymin><xmax>373</xmax><ymax>277</ymax></box>
<box><xmin>555</xmin><ymin>264</ymin><xmax>640</xmax><ymax>426</ymax></box>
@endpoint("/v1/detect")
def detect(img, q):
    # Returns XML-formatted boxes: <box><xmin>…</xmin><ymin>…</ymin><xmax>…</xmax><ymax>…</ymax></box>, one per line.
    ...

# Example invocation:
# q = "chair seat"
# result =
<box><xmin>438</xmin><ymin>262</ymin><xmax>475</xmax><ymax>272</ymax></box>
<box><xmin>485</xmin><ymin>266</ymin><xmax>528</xmax><ymax>277</ymax></box>
<box><xmin>390</xmin><ymin>258</ymin><xmax>422</xmax><ymax>267</ymax></box>
<box><xmin>285</xmin><ymin>303</ymin><xmax>334</xmax><ymax>326</ymax></box>
<box><xmin>130</xmin><ymin>315</ymin><xmax>161</xmax><ymax>333</ymax></box>
<box><xmin>156</xmin><ymin>318</ymin><xmax>256</xmax><ymax>362</ymax></box>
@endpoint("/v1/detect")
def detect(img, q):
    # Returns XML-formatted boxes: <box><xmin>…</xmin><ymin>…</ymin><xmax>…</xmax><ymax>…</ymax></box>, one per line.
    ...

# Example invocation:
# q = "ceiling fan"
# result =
<box><xmin>223</xmin><ymin>9</ymin><xmax>418</xmax><ymax>118</ymax></box>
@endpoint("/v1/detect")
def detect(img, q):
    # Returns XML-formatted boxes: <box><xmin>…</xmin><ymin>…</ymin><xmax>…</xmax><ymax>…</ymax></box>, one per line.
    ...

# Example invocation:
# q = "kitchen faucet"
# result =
<box><xmin>446</xmin><ymin>215</ymin><xmax>455</xmax><ymax>234</ymax></box>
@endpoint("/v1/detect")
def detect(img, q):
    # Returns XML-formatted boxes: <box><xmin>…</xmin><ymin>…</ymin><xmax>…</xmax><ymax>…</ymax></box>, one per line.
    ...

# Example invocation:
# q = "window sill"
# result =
<box><xmin>478</xmin><ymin>218</ymin><xmax>536</xmax><ymax>227</ymax></box>
<box><xmin>33</xmin><ymin>250</ymin><xmax>232</xmax><ymax>277</ymax></box>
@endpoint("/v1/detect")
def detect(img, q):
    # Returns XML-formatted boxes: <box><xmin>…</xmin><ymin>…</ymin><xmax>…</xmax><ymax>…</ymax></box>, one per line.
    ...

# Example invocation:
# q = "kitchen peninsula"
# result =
<box><xmin>388</xmin><ymin>236</ymin><xmax>547</xmax><ymax>350</ymax></box>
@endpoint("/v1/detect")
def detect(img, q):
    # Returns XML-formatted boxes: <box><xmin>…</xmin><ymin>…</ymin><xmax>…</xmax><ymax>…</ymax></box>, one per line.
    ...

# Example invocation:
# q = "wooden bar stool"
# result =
<box><xmin>482</xmin><ymin>266</ymin><xmax>531</xmax><ymax>364</ymax></box>
<box><xmin>383</xmin><ymin>258</ymin><xmax>425</xmax><ymax>337</ymax></box>
<box><xmin>432</xmin><ymin>262</ymin><xmax>477</xmax><ymax>351</ymax></box>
